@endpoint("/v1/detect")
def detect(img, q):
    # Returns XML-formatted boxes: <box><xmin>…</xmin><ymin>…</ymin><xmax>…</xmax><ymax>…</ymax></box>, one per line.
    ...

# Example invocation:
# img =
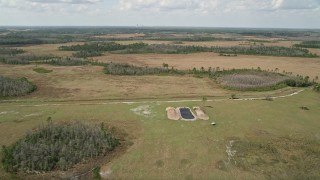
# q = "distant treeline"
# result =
<box><xmin>122</xmin><ymin>44</ymin><xmax>318</xmax><ymax>57</ymax></box>
<box><xmin>294</xmin><ymin>41</ymin><xmax>320</xmax><ymax>49</ymax></box>
<box><xmin>58</xmin><ymin>42</ymin><xmax>318</xmax><ymax>57</ymax></box>
<box><xmin>0</xmin><ymin>76</ymin><xmax>36</xmax><ymax>97</ymax></box>
<box><xmin>0</xmin><ymin>35</ymin><xmax>72</xmax><ymax>45</ymax></box>
<box><xmin>101</xmin><ymin>36</ymin><xmax>237</xmax><ymax>42</ymax></box>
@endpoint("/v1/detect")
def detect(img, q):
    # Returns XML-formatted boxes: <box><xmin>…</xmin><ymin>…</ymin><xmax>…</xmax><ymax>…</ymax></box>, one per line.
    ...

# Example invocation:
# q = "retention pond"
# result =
<box><xmin>179</xmin><ymin>107</ymin><xmax>196</xmax><ymax>121</ymax></box>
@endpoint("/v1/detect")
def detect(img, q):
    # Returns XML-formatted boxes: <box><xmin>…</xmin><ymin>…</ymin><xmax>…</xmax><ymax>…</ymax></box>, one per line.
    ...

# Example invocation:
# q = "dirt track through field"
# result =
<box><xmin>0</xmin><ymin>89</ymin><xmax>305</xmax><ymax>107</ymax></box>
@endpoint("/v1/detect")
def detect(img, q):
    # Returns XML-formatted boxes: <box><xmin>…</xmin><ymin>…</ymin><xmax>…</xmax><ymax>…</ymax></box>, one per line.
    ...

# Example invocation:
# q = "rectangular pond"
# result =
<box><xmin>179</xmin><ymin>107</ymin><xmax>196</xmax><ymax>121</ymax></box>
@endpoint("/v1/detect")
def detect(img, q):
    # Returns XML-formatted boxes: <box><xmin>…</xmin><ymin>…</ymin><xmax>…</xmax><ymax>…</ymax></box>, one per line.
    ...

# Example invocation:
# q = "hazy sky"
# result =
<box><xmin>0</xmin><ymin>0</ymin><xmax>320</xmax><ymax>28</ymax></box>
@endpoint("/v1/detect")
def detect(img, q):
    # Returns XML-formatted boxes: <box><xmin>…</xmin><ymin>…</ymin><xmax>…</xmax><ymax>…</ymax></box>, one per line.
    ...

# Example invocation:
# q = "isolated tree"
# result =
<box><xmin>202</xmin><ymin>96</ymin><xmax>208</xmax><ymax>107</ymax></box>
<box><xmin>162</xmin><ymin>63</ymin><xmax>169</xmax><ymax>69</ymax></box>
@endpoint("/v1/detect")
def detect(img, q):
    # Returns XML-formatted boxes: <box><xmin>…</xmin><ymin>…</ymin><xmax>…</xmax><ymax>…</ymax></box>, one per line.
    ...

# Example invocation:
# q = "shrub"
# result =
<box><xmin>0</xmin><ymin>76</ymin><xmax>36</xmax><ymax>97</ymax></box>
<box><xmin>1</xmin><ymin>121</ymin><xmax>120</xmax><ymax>172</ymax></box>
<box><xmin>314</xmin><ymin>84</ymin><xmax>320</xmax><ymax>92</ymax></box>
<box><xmin>33</xmin><ymin>67</ymin><xmax>53</xmax><ymax>73</ymax></box>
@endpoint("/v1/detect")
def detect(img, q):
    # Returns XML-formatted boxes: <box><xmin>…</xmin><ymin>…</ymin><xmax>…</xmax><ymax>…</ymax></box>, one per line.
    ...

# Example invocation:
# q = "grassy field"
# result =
<box><xmin>0</xmin><ymin>89</ymin><xmax>319</xmax><ymax>179</ymax></box>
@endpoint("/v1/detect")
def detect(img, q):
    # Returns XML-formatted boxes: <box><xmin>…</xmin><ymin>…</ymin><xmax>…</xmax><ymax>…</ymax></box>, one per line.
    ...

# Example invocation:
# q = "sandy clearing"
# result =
<box><xmin>308</xmin><ymin>48</ymin><xmax>320</xmax><ymax>56</ymax></box>
<box><xmin>166</xmin><ymin>107</ymin><xmax>181</xmax><ymax>120</ymax></box>
<box><xmin>193</xmin><ymin>106</ymin><xmax>209</xmax><ymax>120</ymax></box>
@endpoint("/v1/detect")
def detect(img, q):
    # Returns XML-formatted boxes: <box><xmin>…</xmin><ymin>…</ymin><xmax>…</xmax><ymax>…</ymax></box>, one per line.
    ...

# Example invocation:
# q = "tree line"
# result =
<box><xmin>104</xmin><ymin>63</ymin><xmax>182</xmax><ymax>75</ymax></box>
<box><xmin>294</xmin><ymin>41</ymin><xmax>320</xmax><ymax>49</ymax></box>
<box><xmin>2</xmin><ymin>121</ymin><xmax>120</xmax><ymax>172</ymax></box>
<box><xmin>0</xmin><ymin>55</ymin><xmax>89</xmax><ymax>66</ymax></box>
<box><xmin>59</xmin><ymin>42</ymin><xmax>317</xmax><ymax>57</ymax></box>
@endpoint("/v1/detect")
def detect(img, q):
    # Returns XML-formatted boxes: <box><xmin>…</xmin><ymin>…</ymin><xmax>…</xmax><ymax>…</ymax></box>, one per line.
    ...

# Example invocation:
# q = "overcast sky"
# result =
<box><xmin>0</xmin><ymin>0</ymin><xmax>320</xmax><ymax>28</ymax></box>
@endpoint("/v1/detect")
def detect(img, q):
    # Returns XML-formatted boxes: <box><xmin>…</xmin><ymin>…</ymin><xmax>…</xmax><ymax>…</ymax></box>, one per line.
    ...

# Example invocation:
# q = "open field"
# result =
<box><xmin>0</xmin><ymin>64</ymin><xmax>303</xmax><ymax>102</ymax></box>
<box><xmin>0</xmin><ymin>64</ymin><xmax>231</xmax><ymax>101</ymax></box>
<box><xmin>0</xmin><ymin>89</ymin><xmax>319</xmax><ymax>179</ymax></box>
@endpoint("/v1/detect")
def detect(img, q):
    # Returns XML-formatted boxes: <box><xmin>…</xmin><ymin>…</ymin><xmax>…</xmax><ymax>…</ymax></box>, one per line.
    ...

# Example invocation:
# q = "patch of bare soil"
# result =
<box><xmin>166</xmin><ymin>107</ymin><xmax>181</xmax><ymax>120</ymax></box>
<box><xmin>193</xmin><ymin>106</ymin><xmax>209</xmax><ymax>120</ymax></box>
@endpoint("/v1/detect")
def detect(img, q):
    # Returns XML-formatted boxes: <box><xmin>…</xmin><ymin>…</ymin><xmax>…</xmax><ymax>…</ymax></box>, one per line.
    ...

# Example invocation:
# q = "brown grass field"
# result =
<box><xmin>94</xmin><ymin>53</ymin><xmax>320</xmax><ymax>82</ymax></box>
<box><xmin>0</xmin><ymin>64</ymin><xmax>301</xmax><ymax>102</ymax></box>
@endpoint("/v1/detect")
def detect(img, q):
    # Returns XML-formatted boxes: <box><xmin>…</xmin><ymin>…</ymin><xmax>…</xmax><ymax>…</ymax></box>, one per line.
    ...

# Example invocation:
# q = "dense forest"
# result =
<box><xmin>294</xmin><ymin>41</ymin><xmax>320</xmax><ymax>49</ymax></box>
<box><xmin>0</xmin><ymin>76</ymin><xmax>36</xmax><ymax>97</ymax></box>
<box><xmin>2</xmin><ymin>121</ymin><xmax>120</xmax><ymax>172</ymax></box>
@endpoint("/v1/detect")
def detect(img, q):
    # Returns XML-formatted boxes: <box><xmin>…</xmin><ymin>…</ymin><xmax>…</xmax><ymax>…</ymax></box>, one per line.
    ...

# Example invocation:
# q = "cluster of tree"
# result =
<box><xmin>294</xmin><ymin>41</ymin><xmax>320</xmax><ymax>49</ymax></box>
<box><xmin>59</xmin><ymin>42</ymin><xmax>148</xmax><ymax>58</ymax></box>
<box><xmin>0</xmin><ymin>48</ymin><xmax>25</xmax><ymax>56</ymax></box>
<box><xmin>2</xmin><ymin>121</ymin><xmax>120</xmax><ymax>172</ymax></box>
<box><xmin>284</xmin><ymin>76</ymin><xmax>313</xmax><ymax>87</ymax></box>
<box><xmin>104</xmin><ymin>63</ymin><xmax>182</xmax><ymax>75</ymax></box>
<box><xmin>0</xmin><ymin>76</ymin><xmax>36</xmax><ymax>97</ymax></box>
<box><xmin>72</xmin><ymin>50</ymin><xmax>103</xmax><ymax>58</ymax></box>
<box><xmin>42</xmin><ymin>57</ymin><xmax>89</xmax><ymax>66</ymax></box>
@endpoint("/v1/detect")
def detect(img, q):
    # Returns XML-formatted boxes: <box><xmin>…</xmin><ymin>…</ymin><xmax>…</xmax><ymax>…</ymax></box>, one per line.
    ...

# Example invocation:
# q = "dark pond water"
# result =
<box><xmin>179</xmin><ymin>108</ymin><xmax>195</xmax><ymax>120</ymax></box>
